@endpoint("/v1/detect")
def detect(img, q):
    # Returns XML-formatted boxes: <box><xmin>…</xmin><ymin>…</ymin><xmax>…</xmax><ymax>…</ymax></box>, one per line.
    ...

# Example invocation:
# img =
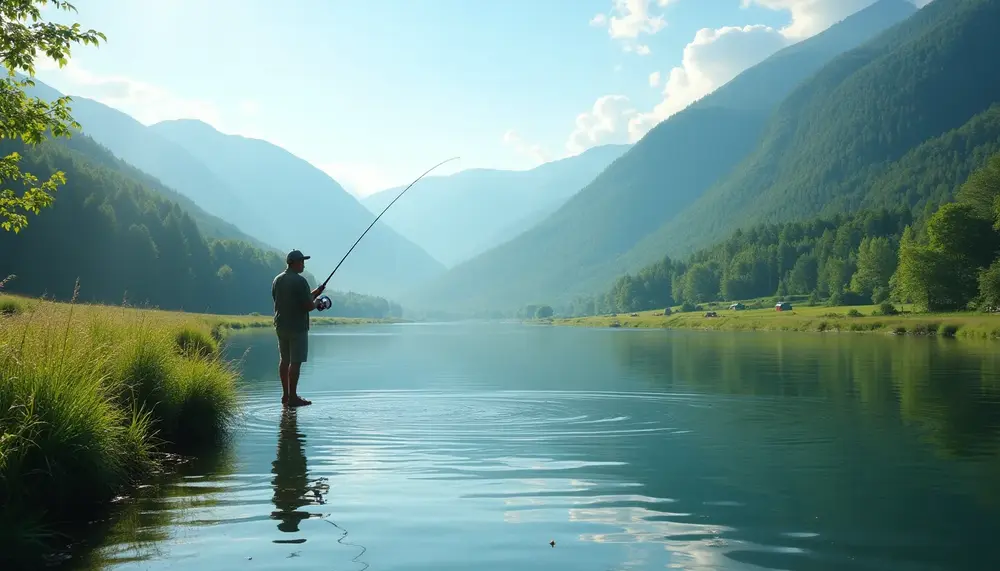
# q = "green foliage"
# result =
<box><xmin>0</xmin><ymin>135</ymin><xmax>403</xmax><ymax>318</ymax></box>
<box><xmin>577</xmin><ymin>208</ymin><xmax>911</xmax><ymax>315</ymax></box>
<box><xmin>0</xmin><ymin>0</ymin><xmax>105</xmax><ymax>232</ymax></box>
<box><xmin>875</xmin><ymin>301</ymin><xmax>899</xmax><ymax>316</ymax></box>
<box><xmin>0</xmin><ymin>296</ymin><xmax>238</xmax><ymax>563</ymax></box>
<box><xmin>174</xmin><ymin>326</ymin><xmax>219</xmax><ymax>359</ymax></box>
<box><xmin>535</xmin><ymin>305</ymin><xmax>553</xmax><ymax>319</ymax></box>
<box><xmin>926</xmin><ymin>202</ymin><xmax>998</xmax><ymax>267</ymax></box>
<box><xmin>850</xmin><ymin>236</ymin><xmax>898</xmax><ymax>299</ymax></box>
<box><xmin>977</xmin><ymin>260</ymin><xmax>1000</xmax><ymax>310</ymax></box>
<box><xmin>891</xmin><ymin>152</ymin><xmax>1000</xmax><ymax>311</ymax></box>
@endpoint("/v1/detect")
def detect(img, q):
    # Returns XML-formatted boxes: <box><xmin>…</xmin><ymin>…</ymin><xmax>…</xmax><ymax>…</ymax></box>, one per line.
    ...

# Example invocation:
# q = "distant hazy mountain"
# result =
<box><xmin>361</xmin><ymin>144</ymin><xmax>630</xmax><ymax>267</ymax></box>
<box><xmin>406</xmin><ymin>0</ymin><xmax>918</xmax><ymax>312</ymax></box>
<box><xmin>149</xmin><ymin>119</ymin><xmax>445</xmax><ymax>298</ymax></box>
<box><xmin>19</xmin><ymin>78</ymin><xmax>278</xmax><ymax>252</ymax></box>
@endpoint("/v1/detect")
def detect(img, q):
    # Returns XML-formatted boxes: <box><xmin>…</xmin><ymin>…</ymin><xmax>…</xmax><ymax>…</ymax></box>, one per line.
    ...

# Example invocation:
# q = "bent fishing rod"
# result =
<box><xmin>318</xmin><ymin>155</ymin><xmax>460</xmax><ymax>292</ymax></box>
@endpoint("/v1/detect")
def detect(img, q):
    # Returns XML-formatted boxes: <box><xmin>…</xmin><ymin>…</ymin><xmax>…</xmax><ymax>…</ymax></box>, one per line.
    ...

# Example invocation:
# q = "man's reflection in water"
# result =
<box><xmin>271</xmin><ymin>407</ymin><xmax>328</xmax><ymax>543</ymax></box>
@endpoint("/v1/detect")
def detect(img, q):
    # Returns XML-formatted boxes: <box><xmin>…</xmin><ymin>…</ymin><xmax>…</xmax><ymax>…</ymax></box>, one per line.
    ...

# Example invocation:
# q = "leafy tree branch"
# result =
<box><xmin>0</xmin><ymin>0</ymin><xmax>104</xmax><ymax>233</ymax></box>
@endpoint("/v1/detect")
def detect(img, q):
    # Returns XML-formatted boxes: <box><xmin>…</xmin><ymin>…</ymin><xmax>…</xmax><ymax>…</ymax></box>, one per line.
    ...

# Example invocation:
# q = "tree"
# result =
<box><xmin>850</xmin><ymin>236</ymin><xmax>897</xmax><ymax>300</ymax></box>
<box><xmin>787</xmin><ymin>254</ymin><xmax>818</xmax><ymax>295</ymax></box>
<box><xmin>954</xmin><ymin>151</ymin><xmax>1000</xmax><ymax>225</ymax></box>
<box><xmin>926</xmin><ymin>202</ymin><xmax>998</xmax><ymax>269</ymax></box>
<box><xmin>891</xmin><ymin>224</ymin><xmax>978</xmax><ymax>312</ymax></box>
<box><xmin>1</xmin><ymin>0</ymin><xmax>105</xmax><ymax>233</ymax></box>
<box><xmin>535</xmin><ymin>305</ymin><xmax>553</xmax><ymax>319</ymax></box>
<box><xmin>682</xmin><ymin>262</ymin><xmax>718</xmax><ymax>303</ymax></box>
<box><xmin>977</xmin><ymin>260</ymin><xmax>1000</xmax><ymax>311</ymax></box>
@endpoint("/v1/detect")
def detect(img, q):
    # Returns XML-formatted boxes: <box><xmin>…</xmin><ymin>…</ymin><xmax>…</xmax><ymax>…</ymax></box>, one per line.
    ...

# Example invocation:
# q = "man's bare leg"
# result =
<box><xmin>279</xmin><ymin>358</ymin><xmax>290</xmax><ymax>405</ymax></box>
<box><xmin>288</xmin><ymin>362</ymin><xmax>311</xmax><ymax>406</ymax></box>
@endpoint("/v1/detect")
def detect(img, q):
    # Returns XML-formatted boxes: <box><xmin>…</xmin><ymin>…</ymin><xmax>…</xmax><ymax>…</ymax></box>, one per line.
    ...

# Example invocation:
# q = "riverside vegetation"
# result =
<box><xmin>0</xmin><ymin>285</ymin><xmax>231</xmax><ymax>565</ymax></box>
<box><xmin>0</xmin><ymin>285</ymin><xmax>398</xmax><ymax>566</ymax></box>
<box><xmin>0</xmin><ymin>2</ymin><xmax>409</xmax><ymax>565</ymax></box>
<box><xmin>551</xmin><ymin>150</ymin><xmax>1000</xmax><ymax>337</ymax></box>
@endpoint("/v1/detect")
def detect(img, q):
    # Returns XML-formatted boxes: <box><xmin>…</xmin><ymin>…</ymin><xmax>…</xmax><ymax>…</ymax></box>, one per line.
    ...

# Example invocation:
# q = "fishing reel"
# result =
<box><xmin>316</xmin><ymin>295</ymin><xmax>333</xmax><ymax>312</ymax></box>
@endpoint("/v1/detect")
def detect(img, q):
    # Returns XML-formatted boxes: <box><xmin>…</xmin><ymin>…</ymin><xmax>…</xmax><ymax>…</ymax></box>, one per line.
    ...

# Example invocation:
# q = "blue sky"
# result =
<box><xmin>33</xmin><ymin>0</ymin><xmax>899</xmax><ymax>196</ymax></box>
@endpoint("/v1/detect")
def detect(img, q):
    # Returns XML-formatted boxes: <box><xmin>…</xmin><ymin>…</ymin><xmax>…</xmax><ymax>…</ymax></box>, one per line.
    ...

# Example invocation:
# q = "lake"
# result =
<box><xmin>68</xmin><ymin>322</ymin><xmax>1000</xmax><ymax>570</ymax></box>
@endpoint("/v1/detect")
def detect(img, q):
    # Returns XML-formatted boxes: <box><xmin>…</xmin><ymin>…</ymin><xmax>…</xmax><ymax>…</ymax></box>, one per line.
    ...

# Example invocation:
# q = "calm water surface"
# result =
<box><xmin>73</xmin><ymin>323</ymin><xmax>1000</xmax><ymax>570</ymax></box>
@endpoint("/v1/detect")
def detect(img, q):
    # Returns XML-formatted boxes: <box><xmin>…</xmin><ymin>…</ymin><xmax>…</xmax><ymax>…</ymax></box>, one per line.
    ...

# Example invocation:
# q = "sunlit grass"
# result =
<box><xmin>555</xmin><ymin>302</ymin><xmax>1000</xmax><ymax>340</ymax></box>
<box><xmin>0</xmin><ymin>285</ymin><xmax>248</xmax><ymax>564</ymax></box>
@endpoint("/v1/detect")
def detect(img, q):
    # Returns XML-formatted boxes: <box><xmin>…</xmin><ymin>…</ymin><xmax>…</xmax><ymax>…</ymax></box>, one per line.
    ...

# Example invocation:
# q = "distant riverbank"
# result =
<box><xmin>552</xmin><ymin>304</ymin><xmax>1000</xmax><ymax>341</ymax></box>
<box><xmin>0</xmin><ymin>292</ymin><xmax>405</xmax><ymax>566</ymax></box>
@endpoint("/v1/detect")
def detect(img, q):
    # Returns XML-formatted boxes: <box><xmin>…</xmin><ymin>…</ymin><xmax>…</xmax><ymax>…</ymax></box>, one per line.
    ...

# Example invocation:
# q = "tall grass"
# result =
<box><xmin>556</xmin><ymin>303</ymin><xmax>1000</xmax><ymax>339</ymax></box>
<box><xmin>0</xmin><ymin>285</ymin><xmax>241</xmax><ymax>564</ymax></box>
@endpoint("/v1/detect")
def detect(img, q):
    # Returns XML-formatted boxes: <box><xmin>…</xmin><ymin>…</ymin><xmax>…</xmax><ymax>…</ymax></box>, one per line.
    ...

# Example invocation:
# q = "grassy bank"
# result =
<box><xmin>0</xmin><ymin>291</ymin><xmax>260</xmax><ymax>565</ymax></box>
<box><xmin>553</xmin><ymin>303</ymin><xmax>1000</xmax><ymax>340</ymax></box>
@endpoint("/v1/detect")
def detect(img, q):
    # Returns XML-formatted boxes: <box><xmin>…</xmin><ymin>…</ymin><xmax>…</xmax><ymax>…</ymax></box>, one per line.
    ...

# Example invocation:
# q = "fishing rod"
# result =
<box><xmin>313</xmin><ymin>156</ymin><xmax>459</xmax><ymax>310</ymax></box>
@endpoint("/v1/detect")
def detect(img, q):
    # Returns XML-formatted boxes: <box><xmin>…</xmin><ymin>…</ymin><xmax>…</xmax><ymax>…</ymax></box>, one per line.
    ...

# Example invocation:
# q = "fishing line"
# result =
<box><xmin>313</xmin><ymin>156</ymin><xmax>460</xmax><ymax>310</ymax></box>
<box><xmin>325</xmin><ymin>518</ymin><xmax>369</xmax><ymax>571</ymax></box>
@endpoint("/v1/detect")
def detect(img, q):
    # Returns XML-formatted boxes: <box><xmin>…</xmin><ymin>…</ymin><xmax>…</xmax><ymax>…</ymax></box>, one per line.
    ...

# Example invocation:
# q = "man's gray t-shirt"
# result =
<box><xmin>271</xmin><ymin>270</ymin><xmax>312</xmax><ymax>332</ymax></box>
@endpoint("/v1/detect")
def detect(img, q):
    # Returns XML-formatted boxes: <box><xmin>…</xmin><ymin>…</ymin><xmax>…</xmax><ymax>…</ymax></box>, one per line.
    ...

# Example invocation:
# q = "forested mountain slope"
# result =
<box><xmin>18</xmin><ymin>77</ymin><xmax>275</xmax><ymax>251</ymax></box>
<box><xmin>362</xmin><ymin>144</ymin><xmax>629</xmax><ymax>267</ymax></box>
<box><xmin>405</xmin><ymin>0</ymin><xmax>917</xmax><ymax>312</ymax></box>
<box><xmin>635</xmin><ymin>0</ymin><xmax>1000</xmax><ymax>262</ymax></box>
<box><xmin>0</xmin><ymin>135</ymin><xmax>402</xmax><ymax>317</ymax></box>
<box><xmin>149</xmin><ymin>119</ymin><xmax>445</xmax><ymax>298</ymax></box>
<box><xmin>586</xmin><ymin>148</ymin><xmax>1000</xmax><ymax>320</ymax></box>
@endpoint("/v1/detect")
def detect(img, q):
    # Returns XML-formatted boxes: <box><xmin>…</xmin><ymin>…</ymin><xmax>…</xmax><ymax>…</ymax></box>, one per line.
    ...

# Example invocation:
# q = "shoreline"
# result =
<box><xmin>550</xmin><ymin>305</ymin><xmax>1000</xmax><ymax>341</ymax></box>
<box><xmin>1</xmin><ymin>292</ymin><xmax>411</xmax><ymax>331</ymax></box>
<box><xmin>0</xmin><ymin>292</ymin><xmax>409</xmax><ymax>566</ymax></box>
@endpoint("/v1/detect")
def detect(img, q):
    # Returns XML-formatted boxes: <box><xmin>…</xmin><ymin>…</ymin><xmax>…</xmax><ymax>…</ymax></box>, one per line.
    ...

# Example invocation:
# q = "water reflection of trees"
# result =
<box><xmin>600</xmin><ymin>331</ymin><xmax>1000</xmax><ymax>567</ymax></box>
<box><xmin>614</xmin><ymin>331</ymin><xmax>1000</xmax><ymax>461</ymax></box>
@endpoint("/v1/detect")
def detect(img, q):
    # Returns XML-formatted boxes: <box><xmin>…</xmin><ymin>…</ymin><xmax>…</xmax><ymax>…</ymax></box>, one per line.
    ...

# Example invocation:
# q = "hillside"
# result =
<box><xmin>362</xmin><ymin>144</ymin><xmax>629</xmax><ymax>267</ymax></box>
<box><xmin>148</xmin><ymin>119</ymin><xmax>446</xmax><ymax>298</ymax></box>
<box><xmin>404</xmin><ymin>0</ymin><xmax>917</xmax><ymax>312</ymax></box>
<box><xmin>580</xmin><ymin>148</ymin><xmax>1000</xmax><ymax>327</ymax></box>
<box><xmin>0</xmin><ymin>134</ymin><xmax>402</xmax><ymax>318</ymax></box>
<box><xmin>633</xmin><ymin>0</ymin><xmax>1000</xmax><ymax>262</ymax></box>
<box><xmin>18</xmin><ymin>78</ymin><xmax>277</xmax><ymax>252</ymax></box>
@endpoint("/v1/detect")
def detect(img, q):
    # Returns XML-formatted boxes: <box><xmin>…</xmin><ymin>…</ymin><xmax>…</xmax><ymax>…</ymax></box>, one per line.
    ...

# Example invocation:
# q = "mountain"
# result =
<box><xmin>145</xmin><ymin>119</ymin><xmax>445</xmax><ymax>298</ymax></box>
<box><xmin>361</xmin><ymin>144</ymin><xmax>630</xmax><ymax>267</ymax></box>
<box><xmin>404</xmin><ymin>0</ymin><xmax>918</xmax><ymax>312</ymax></box>
<box><xmin>16</xmin><ymin>77</ymin><xmax>278</xmax><ymax>252</ymax></box>
<box><xmin>0</xmin><ymin>133</ymin><xmax>402</xmax><ymax>318</ymax></box>
<box><xmin>629</xmin><ymin>0</ymin><xmax>1000</xmax><ymax>264</ymax></box>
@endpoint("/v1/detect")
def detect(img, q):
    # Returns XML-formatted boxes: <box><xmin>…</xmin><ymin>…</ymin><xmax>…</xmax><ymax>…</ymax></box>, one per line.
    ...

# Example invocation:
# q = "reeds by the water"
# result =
<box><xmin>0</xmin><ymin>283</ymin><xmax>241</xmax><ymax>564</ymax></box>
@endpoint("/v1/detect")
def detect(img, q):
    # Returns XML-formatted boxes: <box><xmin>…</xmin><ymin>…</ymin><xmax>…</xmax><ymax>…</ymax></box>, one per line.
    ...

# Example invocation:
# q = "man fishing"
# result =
<box><xmin>272</xmin><ymin>249</ymin><xmax>326</xmax><ymax>407</ymax></box>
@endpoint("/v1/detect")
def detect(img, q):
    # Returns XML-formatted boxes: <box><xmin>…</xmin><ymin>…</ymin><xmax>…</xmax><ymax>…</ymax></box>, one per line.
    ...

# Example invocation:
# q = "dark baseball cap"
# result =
<box><xmin>286</xmin><ymin>249</ymin><xmax>311</xmax><ymax>263</ymax></box>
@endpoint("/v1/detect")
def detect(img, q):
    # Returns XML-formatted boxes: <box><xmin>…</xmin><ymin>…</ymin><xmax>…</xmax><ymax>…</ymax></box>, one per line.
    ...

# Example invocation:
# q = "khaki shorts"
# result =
<box><xmin>276</xmin><ymin>329</ymin><xmax>308</xmax><ymax>364</ymax></box>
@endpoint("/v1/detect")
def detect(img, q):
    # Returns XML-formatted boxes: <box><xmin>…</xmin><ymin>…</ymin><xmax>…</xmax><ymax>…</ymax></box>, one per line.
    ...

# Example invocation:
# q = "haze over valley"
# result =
<box><xmin>2</xmin><ymin>0</ymin><xmax>995</xmax><ymax>322</ymax></box>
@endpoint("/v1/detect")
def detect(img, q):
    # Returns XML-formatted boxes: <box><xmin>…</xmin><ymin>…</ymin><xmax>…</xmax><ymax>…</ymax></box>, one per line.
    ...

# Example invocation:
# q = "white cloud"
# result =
<box><xmin>742</xmin><ymin>0</ymin><xmax>933</xmax><ymax>40</ymax></box>
<box><xmin>591</xmin><ymin>0</ymin><xmax>678</xmax><ymax>53</ymax></box>
<box><xmin>566</xmin><ymin>95</ymin><xmax>638</xmax><ymax>155</ymax></box>
<box><xmin>629</xmin><ymin>24</ymin><xmax>788</xmax><ymax>139</ymax></box>
<box><xmin>571</xmin><ymin>23</ymin><xmax>788</xmax><ymax>145</ymax></box>
<box><xmin>503</xmin><ymin>130</ymin><xmax>550</xmax><ymax>165</ymax></box>
<box><xmin>572</xmin><ymin>0</ymin><xmax>937</xmax><ymax>146</ymax></box>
